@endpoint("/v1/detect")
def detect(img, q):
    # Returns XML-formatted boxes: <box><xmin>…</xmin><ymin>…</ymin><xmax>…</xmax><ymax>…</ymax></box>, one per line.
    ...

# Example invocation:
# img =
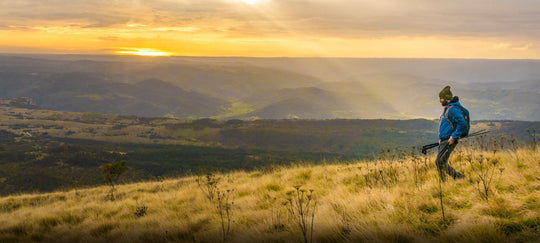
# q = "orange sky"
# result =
<box><xmin>0</xmin><ymin>0</ymin><xmax>539</xmax><ymax>58</ymax></box>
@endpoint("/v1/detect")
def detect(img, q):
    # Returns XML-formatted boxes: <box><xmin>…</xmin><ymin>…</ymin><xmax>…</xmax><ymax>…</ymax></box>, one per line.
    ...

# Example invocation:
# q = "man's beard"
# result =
<box><xmin>441</xmin><ymin>100</ymin><xmax>449</xmax><ymax>106</ymax></box>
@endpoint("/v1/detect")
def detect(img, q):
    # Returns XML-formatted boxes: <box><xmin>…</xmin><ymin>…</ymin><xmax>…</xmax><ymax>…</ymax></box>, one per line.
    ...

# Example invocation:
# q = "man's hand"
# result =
<box><xmin>448</xmin><ymin>136</ymin><xmax>455</xmax><ymax>145</ymax></box>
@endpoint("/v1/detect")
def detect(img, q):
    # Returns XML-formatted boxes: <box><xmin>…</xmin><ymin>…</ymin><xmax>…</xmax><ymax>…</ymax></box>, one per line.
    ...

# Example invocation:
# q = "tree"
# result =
<box><xmin>102</xmin><ymin>160</ymin><xmax>127</xmax><ymax>200</ymax></box>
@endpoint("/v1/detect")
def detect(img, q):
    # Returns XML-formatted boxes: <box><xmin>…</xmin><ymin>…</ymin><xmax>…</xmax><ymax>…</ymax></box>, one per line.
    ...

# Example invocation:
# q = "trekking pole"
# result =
<box><xmin>468</xmin><ymin>129</ymin><xmax>490</xmax><ymax>137</ymax></box>
<box><xmin>421</xmin><ymin>130</ymin><xmax>490</xmax><ymax>155</ymax></box>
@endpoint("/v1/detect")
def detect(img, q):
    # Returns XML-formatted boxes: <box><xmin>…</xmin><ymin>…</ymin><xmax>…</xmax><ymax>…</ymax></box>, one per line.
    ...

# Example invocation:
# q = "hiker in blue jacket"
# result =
<box><xmin>437</xmin><ymin>86</ymin><xmax>466</xmax><ymax>181</ymax></box>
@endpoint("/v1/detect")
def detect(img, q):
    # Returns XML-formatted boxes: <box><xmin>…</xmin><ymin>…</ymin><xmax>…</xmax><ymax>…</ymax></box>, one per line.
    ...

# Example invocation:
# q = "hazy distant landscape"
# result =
<box><xmin>1</xmin><ymin>55</ymin><xmax>539</xmax><ymax>121</ymax></box>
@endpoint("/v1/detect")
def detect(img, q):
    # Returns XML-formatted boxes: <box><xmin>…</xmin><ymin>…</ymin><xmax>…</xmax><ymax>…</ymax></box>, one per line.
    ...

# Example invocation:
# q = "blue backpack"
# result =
<box><xmin>444</xmin><ymin>105</ymin><xmax>470</xmax><ymax>138</ymax></box>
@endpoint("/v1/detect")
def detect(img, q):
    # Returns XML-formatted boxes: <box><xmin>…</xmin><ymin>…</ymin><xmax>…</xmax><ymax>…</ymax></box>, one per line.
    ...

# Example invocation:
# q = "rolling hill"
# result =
<box><xmin>240</xmin><ymin>87</ymin><xmax>397</xmax><ymax>119</ymax></box>
<box><xmin>1</xmin><ymin>55</ymin><xmax>538</xmax><ymax>120</ymax></box>
<box><xmin>0</xmin><ymin>71</ymin><xmax>227</xmax><ymax>118</ymax></box>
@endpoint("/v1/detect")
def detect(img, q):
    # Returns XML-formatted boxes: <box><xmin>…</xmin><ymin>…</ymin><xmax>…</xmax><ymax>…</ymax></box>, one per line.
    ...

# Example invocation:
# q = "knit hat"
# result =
<box><xmin>439</xmin><ymin>86</ymin><xmax>453</xmax><ymax>100</ymax></box>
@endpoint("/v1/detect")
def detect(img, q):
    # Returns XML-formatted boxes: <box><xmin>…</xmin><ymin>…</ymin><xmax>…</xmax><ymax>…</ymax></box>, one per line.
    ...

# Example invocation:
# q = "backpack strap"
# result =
<box><xmin>444</xmin><ymin>106</ymin><xmax>455</xmax><ymax>129</ymax></box>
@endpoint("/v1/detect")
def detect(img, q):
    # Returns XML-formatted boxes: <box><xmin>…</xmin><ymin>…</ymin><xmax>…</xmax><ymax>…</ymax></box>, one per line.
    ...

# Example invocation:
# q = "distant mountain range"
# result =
<box><xmin>0</xmin><ymin>70</ymin><xmax>226</xmax><ymax>117</ymax></box>
<box><xmin>0</xmin><ymin>55</ymin><xmax>538</xmax><ymax>120</ymax></box>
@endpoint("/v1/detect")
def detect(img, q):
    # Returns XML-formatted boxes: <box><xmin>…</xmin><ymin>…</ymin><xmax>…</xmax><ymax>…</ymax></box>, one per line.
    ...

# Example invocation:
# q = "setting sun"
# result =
<box><xmin>238</xmin><ymin>0</ymin><xmax>262</xmax><ymax>4</ymax></box>
<box><xmin>115</xmin><ymin>48</ymin><xmax>173</xmax><ymax>57</ymax></box>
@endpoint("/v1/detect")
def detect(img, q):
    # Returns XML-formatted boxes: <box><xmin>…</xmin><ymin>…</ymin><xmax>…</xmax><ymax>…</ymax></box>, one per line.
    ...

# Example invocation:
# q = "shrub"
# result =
<box><xmin>216</xmin><ymin>189</ymin><xmax>234</xmax><ymax>242</ymax></box>
<box><xmin>102</xmin><ymin>160</ymin><xmax>128</xmax><ymax>201</ymax></box>
<box><xmin>466</xmin><ymin>154</ymin><xmax>502</xmax><ymax>201</ymax></box>
<box><xmin>196</xmin><ymin>173</ymin><xmax>219</xmax><ymax>202</ymax></box>
<box><xmin>285</xmin><ymin>186</ymin><xmax>317</xmax><ymax>243</ymax></box>
<box><xmin>134</xmin><ymin>202</ymin><xmax>148</xmax><ymax>218</ymax></box>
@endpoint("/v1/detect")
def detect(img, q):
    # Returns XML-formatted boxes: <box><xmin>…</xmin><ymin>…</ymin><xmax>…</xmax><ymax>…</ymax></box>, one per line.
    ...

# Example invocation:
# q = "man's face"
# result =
<box><xmin>440</xmin><ymin>98</ymin><xmax>449</xmax><ymax>106</ymax></box>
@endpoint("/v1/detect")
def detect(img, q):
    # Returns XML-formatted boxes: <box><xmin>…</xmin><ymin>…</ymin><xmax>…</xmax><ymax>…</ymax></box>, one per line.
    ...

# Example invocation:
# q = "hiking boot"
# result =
<box><xmin>453</xmin><ymin>172</ymin><xmax>465</xmax><ymax>180</ymax></box>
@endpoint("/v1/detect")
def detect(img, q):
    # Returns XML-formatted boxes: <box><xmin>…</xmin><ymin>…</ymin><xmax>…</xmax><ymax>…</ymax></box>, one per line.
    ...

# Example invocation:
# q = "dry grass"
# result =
<box><xmin>0</xmin><ymin>147</ymin><xmax>539</xmax><ymax>242</ymax></box>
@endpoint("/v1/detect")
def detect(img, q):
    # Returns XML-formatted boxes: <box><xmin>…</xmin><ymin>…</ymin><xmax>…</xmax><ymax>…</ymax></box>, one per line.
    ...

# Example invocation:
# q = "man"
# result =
<box><xmin>437</xmin><ymin>86</ymin><xmax>466</xmax><ymax>181</ymax></box>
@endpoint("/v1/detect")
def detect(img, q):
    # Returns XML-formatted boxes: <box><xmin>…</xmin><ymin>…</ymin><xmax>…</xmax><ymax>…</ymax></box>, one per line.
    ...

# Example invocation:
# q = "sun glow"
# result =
<box><xmin>237</xmin><ymin>0</ymin><xmax>265</xmax><ymax>5</ymax></box>
<box><xmin>115</xmin><ymin>48</ymin><xmax>173</xmax><ymax>57</ymax></box>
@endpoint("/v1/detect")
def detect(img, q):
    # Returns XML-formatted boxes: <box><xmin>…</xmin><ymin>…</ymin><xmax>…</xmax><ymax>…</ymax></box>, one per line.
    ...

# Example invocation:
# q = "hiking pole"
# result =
<box><xmin>468</xmin><ymin>129</ymin><xmax>490</xmax><ymax>137</ymax></box>
<box><xmin>421</xmin><ymin>130</ymin><xmax>490</xmax><ymax>155</ymax></box>
<box><xmin>421</xmin><ymin>143</ymin><xmax>439</xmax><ymax>155</ymax></box>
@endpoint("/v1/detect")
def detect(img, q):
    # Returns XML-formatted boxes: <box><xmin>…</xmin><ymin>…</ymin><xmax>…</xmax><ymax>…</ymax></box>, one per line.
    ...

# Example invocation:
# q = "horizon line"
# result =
<box><xmin>1</xmin><ymin>52</ymin><xmax>539</xmax><ymax>61</ymax></box>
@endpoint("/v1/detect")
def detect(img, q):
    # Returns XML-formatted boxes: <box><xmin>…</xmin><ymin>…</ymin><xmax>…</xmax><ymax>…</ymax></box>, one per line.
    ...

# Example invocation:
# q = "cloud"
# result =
<box><xmin>512</xmin><ymin>43</ymin><xmax>532</xmax><ymax>51</ymax></box>
<box><xmin>0</xmin><ymin>0</ymin><xmax>146</xmax><ymax>28</ymax></box>
<box><xmin>99</xmin><ymin>36</ymin><xmax>120</xmax><ymax>41</ymax></box>
<box><xmin>0</xmin><ymin>25</ymin><xmax>33</xmax><ymax>31</ymax></box>
<box><xmin>261</xmin><ymin>0</ymin><xmax>540</xmax><ymax>38</ymax></box>
<box><xmin>493</xmin><ymin>42</ymin><xmax>534</xmax><ymax>51</ymax></box>
<box><xmin>1</xmin><ymin>0</ymin><xmax>539</xmax><ymax>40</ymax></box>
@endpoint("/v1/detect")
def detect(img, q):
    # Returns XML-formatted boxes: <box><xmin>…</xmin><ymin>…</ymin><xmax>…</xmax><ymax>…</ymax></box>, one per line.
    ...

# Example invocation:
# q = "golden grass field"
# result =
<box><xmin>0</xmin><ymin>144</ymin><xmax>539</xmax><ymax>242</ymax></box>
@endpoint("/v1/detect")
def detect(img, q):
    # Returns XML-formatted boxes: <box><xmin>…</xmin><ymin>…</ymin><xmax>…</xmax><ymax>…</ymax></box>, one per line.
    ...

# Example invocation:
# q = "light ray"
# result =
<box><xmin>236</xmin><ymin>0</ymin><xmax>267</xmax><ymax>5</ymax></box>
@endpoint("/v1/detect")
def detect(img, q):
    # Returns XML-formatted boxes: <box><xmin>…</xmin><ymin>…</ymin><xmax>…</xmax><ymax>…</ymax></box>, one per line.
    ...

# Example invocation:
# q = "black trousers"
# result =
<box><xmin>435</xmin><ymin>139</ymin><xmax>461</xmax><ymax>181</ymax></box>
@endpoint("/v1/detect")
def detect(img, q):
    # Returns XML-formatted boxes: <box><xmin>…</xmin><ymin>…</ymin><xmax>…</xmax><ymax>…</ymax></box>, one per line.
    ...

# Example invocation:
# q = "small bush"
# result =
<box><xmin>134</xmin><ymin>203</ymin><xmax>148</xmax><ymax>218</ymax></box>
<box><xmin>466</xmin><ymin>154</ymin><xmax>502</xmax><ymax>201</ymax></box>
<box><xmin>216</xmin><ymin>189</ymin><xmax>234</xmax><ymax>242</ymax></box>
<box><xmin>102</xmin><ymin>160</ymin><xmax>127</xmax><ymax>201</ymax></box>
<box><xmin>196</xmin><ymin>173</ymin><xmax>219</xmax><ymax>202</ymax></box>
<box><xmin>286</xmin><ymin>186</ymin><xmax>317</xmax><ymax>243</ymax></box>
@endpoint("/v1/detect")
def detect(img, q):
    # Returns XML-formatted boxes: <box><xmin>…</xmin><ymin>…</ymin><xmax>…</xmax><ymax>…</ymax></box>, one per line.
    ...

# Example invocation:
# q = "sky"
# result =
<box><xmin>0</xmin><ymin>0</ymin><xmax>539</xmax><ymax>58</ymax></box>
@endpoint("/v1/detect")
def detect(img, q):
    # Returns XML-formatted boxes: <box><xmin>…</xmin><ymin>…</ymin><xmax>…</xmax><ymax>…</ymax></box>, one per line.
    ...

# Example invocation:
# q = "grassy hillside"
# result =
<box><xmin>1</xmin><ymin>143</ymin><xmax>538</xmax><ymax>242</ymax></box>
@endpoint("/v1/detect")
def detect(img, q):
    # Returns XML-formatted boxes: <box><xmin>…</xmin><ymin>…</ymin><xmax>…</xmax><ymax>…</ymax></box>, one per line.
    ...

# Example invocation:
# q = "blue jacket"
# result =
<box><xmin>439</xmin><ymin>101</ymin><xmax>468</xmax><ymax>140</ymax></box>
